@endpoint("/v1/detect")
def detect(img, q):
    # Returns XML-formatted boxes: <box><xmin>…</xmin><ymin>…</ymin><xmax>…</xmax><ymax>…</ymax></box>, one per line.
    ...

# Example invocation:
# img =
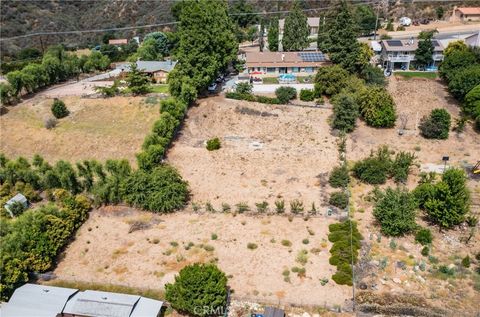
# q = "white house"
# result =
<box><xmin>380</xmin><ymin>39</ymin><xmax>444</xmax><ymax>71</ymax></box>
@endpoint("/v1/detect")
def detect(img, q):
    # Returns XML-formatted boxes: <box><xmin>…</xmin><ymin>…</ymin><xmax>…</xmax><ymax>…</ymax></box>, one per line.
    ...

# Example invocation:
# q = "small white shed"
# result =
<box><xmin>4</xmin><ymin>193</ymin><xmax>28</xmax><ymax>217</ymax></box>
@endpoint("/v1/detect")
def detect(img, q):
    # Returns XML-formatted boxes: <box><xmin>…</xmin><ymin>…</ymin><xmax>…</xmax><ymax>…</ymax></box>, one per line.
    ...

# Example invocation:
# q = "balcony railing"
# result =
<box><xmin>433</xmin><ymin>54</ymin><xmax>444</xmax><ymax>61</ymax></box>
<box><xmin>386</xmin><ymin>54</ymin><xmax>413</xmax><ymax>62</ymax></box>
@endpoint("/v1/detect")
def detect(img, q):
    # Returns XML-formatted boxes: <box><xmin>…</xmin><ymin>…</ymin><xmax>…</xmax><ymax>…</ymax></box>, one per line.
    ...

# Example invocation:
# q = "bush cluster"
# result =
<box><xmin>0</xmin><ymin>191</ymin><xmax>91</xmax><ymax>299</ymax></box>
<box><xmin>51</xmin><ymin>99</ymin><xmax>69</xmax><ymax>119</ymax></box>
<box><xmin>353</xmin><ymin>146</ymin><xmax>415</xmax><ymax>184</ymax></box>
<box><xmin>137</xmin><ymin>97</ymin><xmax>187</xmax><ymax>170</ymax></box>
<box><xmin>414</xmin><ymin>168</ymin><xmax>470</xmax><ymax>228</ymax></box>
<box><xmin>329</xmin><ymin>191</ymin><xmax>348</xmax><ymax>209</ymax></box>
<box><xmin>299</xmin><ymin>89</ymin><xmax>315</xmax><ymax>101</ymax></box>
<box><xmin>314</xmin><ymin>65</ymin><xmax>350</xmax><ymax>96</ymax></box>
<box><xmin>275</xmin><ymin>86</ymin><xmax>297</xmax><ymax>104</ymax></box>
<box><xmin>206</xmin><ymin>138</ymin><xmax>221</xmax><ymax>151</ymax></box>
<box><xmin>328</xmin><ymin>220</ymin><xmax>362</xmax><ymax>285</ymax></box>
<box><xmin>415</xmin><ymin>228</ymin><xmax>433</xmax><ymax>245</ymax></box>
<box><xmin>328</xmin><ymin>165</ymin><xmax>350</xmax><ymax>188</ymax></box>
<box><xmin>419</xmin><ymin>108</ymin><xmax>451</xmax><ymax>139</ymax></box>
<box><xmin>357</xmin><ymin>86</ymin><xmax>396</xmax><ymax>128</ymax></box>
<box><xmin>165</xmin><ymin>263</ymin><xmax>227</xmax><ymax>317</ymax></box>
<box><xmin>373</xmin><ymin>187</ymin><xmax>417</xmax><ymax>236</ymax></box>
<box><xmin>331</xmin><ymin>92</ymin><xmax>359</xmax><ymax>132</ymax></box>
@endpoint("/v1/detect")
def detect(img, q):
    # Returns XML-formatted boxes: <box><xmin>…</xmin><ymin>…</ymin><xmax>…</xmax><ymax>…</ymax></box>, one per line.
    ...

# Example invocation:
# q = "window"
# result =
<box><xmin>291</xmin><ymin>67</ymin><xmax>299</xmax><ymax>72</ymax></box>
<box><xmin>267</xmin><ymin>67</ymin><xmax>276</xmax><ymax>73</ymax></box>
<box><xmin>305</xmin><ymin>67</ymin><xmax>314</xmax><ymax>73</ymax></box>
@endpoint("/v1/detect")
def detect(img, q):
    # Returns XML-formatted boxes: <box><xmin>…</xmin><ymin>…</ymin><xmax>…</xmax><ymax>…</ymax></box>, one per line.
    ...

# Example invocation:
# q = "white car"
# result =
<box><xmin>399</xmin><ymin>17</ymin><xmax>412</xmax><ymax>26</ymax></box>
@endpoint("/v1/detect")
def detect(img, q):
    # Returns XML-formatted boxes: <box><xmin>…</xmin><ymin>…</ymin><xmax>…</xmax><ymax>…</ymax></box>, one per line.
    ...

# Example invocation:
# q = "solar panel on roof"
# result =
<box><xmin>386</xmin><ymin>40</ymin><xmax>403</xmax><ymax>47</ymax></box>
<box><xmin>298</xmin><ymin>52</ymin><xmax>326</xmax><ymax>62</ymax></box>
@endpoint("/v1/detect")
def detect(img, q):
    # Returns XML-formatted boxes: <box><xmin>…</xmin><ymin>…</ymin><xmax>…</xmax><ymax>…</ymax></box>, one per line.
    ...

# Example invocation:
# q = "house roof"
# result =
<box><xmin>5</xmin><ymin>193</ymin><xmax>27</xmax><ymax>206</ymax></box>
<box><xmin>381</xmin><ymin>39</ymin><xmax>444</xmax><ymax>52</ymax></box>
<box><xmin>62</xmin><ymin>289</ymin><xmax>164</xmax><ymax>317</ymax></box>
<box><xmin>279</xmin><ymin>17</ymin><xmax>319</xmax><ymax>30</ymax></box>
<box><xmin>117</xmin><ymin>61</ymin><xmax>177</xmax><ymax>73</ymax></box>
<box><xmin>456</xmin><ymin>7</ymin><xmax>480</xmax><ymax>15</ymax></box>
<box><xmin>246</xmin><ymin>51</ymin><xmax>329</xmax><ymax>68</ymax></box>
<box><xmin>109</xmin><ymin>39</ymin><xmax>128</xmax><ymax>45</ymax></box>
<box><xmin>466</xmin><ymin>31</ymin><xmax>480</xmax><ymax>47</ymax></box>
<box><xmin>1</xmin><ymin>284</ymin><xmax>78</xmax><ymax>317</ymax></box>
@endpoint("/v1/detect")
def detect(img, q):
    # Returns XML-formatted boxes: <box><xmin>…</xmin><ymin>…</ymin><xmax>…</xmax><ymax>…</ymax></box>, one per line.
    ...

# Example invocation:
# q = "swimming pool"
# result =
<box><xmin>278</xmin><ymin>73</ymin><xmax>296</xmax><ymax>81</ymax></box>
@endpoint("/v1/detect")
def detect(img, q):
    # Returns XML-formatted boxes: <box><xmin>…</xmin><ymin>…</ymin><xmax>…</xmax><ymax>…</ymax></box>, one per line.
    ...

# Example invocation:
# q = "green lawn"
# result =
<box><xmin>149</xmin><ymin>84</ymin><xmax>169</xmax><ymax>94</ymax></box>
<box><xmin>395</xmin><ymin>72</ymin><xmax>438</xmax><ymax>79</ymax></box>
<box><xmin>262</xmin><ymin>77</ymin><xmax>279</xmax><ymax>84</ymax></box>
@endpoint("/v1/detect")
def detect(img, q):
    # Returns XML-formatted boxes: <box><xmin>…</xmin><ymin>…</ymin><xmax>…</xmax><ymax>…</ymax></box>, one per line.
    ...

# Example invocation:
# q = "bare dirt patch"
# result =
<box><xmin>167</xmin><ymin>96</ymin><xmax>338</xmax><ymax>208</ymax></box>
<box><xmin>0</xmin><ymin>95</ymin><xmax>159</xmax><ymax>164</ymax></box>
<box><xmin>53</xmin><ymin>206</ymin><xmax>351</xmax><ymax>307</ymax></box>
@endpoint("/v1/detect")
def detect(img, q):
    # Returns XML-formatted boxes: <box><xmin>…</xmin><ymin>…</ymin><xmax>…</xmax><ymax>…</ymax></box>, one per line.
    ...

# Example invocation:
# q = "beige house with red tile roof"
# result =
<box><xmin>452</xmin><ymin>7</ymin><xmax>480</xmax><ymax>22</ymax></box>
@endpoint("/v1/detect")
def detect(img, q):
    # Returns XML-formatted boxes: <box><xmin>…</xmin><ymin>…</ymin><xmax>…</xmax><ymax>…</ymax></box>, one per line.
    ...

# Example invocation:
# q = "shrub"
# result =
<box><xmin>421</xmin><ymin>246</ymin><xmax>429</xmax><ymax>256</ymax></box>
<box><xmin>373</xmin><ymin>187</ymin><xmax>417</xmax><ymax>236</ymax></box>
<box><xmin>290</xmin><ymin>199</ymin><xmax>304</xmax><ymax>214</ymax></box>
<box><xmin>314</xmin><ymin>65</ymin><xmax>349</xmax><ymax>96</ymax></box>
<box><xmin>275</xmin><ymin>200</ymin><xmax>285</xmax><ymax>213</ymax></box>
<box><xmin>353</xmin><ymin>157</ymin><xmax>389</xmax><ymax>185</ymax></box>
<box><xmin>421</xmin><ymin>168</ymin><xmax>470</xmax><ymax>228</ymax></box>
<box><xmin>415</xmin><ymin>228</ymin><xmax>433</xmax><ymax>245</ymax></box>
<box><xmin>329</xmin><ymin>191</ymin><xmax>348</xmax><ymax>209</ymax></box>
<box><xmin>329</xmin><ymin>165</ymin><xmax>350</xmax><ymax>188</ymax></box>
<box><xmin>296</xmin><ymin>249</ymin><xmax>309</xmax><ymax>265</ymax></box>
<box><xmin>299</xmin><ymin>89</ymin><xmax>315</xmax><ymax>101</ymax></box>
<box><xmin>463</xmin><ymin>84</ymin><xmax>480</xmax><ymax>118</ymax></box>
<box><xmin>236</xmin><ymin>82</ymin><xmax>253</xmax><ymax>94</ymax></box>
<box><xmin>254</xmin><ymin>95</ymin><xmax>281</xmax><ymax>104</ymax></box>
<box><xmin>358</xmin><ymin>86</ymin><xmax>396</xmax><ymax>128</ymax></box>
<box><xmin>419</xmin><ymin>108</ymin><xmax>451</xmax><ymax>139</ymax></box>
<box><xmin>462</xmin><ymin>255</ymin><xmax>471</xmax><ymax>268</ymax></box>
<box><xmin>360</xmin><ymin>64</ymin><xmax>386</xmax><ymax>86</ymax></box>
<box><xmin>211</xmin><ymin>233</ymin><xmax>218</xmax><ymax>240</ymax></box>
<box><xmin>281</xmin><ymin>239</ymin><xmax>292</xmax><ymax>247</ymax></box>
<box><xmin>331</xmin><ymin>92</ymin><xmax>359</xmax><ymax>132</ymax></box>
<box><xmin>476</xmin><ymin>115</ymin><xmax>480</xmax><ymax>132</ymax></box>
<box><xmin>302</xmin><ymin>238</ymin><xmax>309</xmax><ymax>245</ymax></box>
<box><xmin>44</xmin><ymin>117</ymin><xmax>58</xmax><ymax>129</ymax></box>
<box><xmin>255</xmin><ymin>201</ymin><xmax>268</xmax><ymax>213</ymax></box>
<box><xmin>247</xmin><ymin>243</ymin><xmax>258</xmax><ymax>250</ymax></box>
<box><xmin>447</xmin><ymin>65</ymin><xmax>480</xmax><ymax>101</ymax></box>
<box><xmin>438</xmin><ymin>265</ymin><xmax>455</xmax><ymax>277</ymax></box>
<box><xmin>7</xmin><ymin>201</ymin><xmax>26</xmax><ymax>216</ymax></box>
<box><xmin>160</xmin><ymin>97</ymin><xmax>187</xmax><ymax>121</ymax></box>
<box><xmin>165</xmin><ymin>263</ymin><xmax>227</xmax><ymax>317</ymax></box>
<box><xmin>275</xmin><ymin>86</ymin><xmax>297</xmax><ymax>104</ymax></box>
<box><xmin>235</xmin><ymin>202</ymin><xmax>250</xmax><ymax>213</ymax></box>
<box><xmin>51</xmin><ymin>98</ymin><xmax>69</xmax><ymax>119</ymax></box>
<box><xmin>206</xmin><ymin>137</ymin><xmax>221</xmax><ymax>151</ymax></box>
<box><xmin>391</xmin><ymin>151</ymin><xmax>416</xmax><ymax>183</ymax></box>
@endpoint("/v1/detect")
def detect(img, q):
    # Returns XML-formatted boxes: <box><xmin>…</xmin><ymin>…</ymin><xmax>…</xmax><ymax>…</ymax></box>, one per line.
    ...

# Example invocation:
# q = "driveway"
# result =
<box><xmin>251</xmin><ymin>83</ymin><xmax>314</xmax><ymax>93</ymax></box>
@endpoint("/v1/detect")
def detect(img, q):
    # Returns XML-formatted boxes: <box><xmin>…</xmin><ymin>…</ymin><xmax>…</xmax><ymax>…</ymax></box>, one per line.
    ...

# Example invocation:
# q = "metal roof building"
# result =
<box><xmin>1</xmin><ymin>283</ymin><xmax>78</xmax><ymax>317</ymax></box>
<box><xmin>1</xmin><ymin>284</ymin><xmax>164</xmax><ymax>317</ymax></box>
<box><xmin>4</xmin><ymin>193</ymin><xmax>28</xmax><ymax>216</ymax></box>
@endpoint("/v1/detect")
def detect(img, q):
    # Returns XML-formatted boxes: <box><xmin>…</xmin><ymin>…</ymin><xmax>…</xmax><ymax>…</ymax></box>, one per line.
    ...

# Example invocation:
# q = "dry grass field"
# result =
<box><xmin>0</xmin><ymin>95</ymin><xmax>159</xmax><ymax>165</ymax></box>
<box><xmin>53</xmin><ymin>206</ymin><xmax>351</xmax><ymax>307</ymax></box>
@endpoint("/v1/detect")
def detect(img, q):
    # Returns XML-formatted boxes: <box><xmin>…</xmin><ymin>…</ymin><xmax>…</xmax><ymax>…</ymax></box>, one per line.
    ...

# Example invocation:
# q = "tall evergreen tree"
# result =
<box><xmin>415</xmin><ymin>31</ymin><xmax>434</xmax><ymax>69</ymax></box>
<box><xmin>168</xmin><ymin>0</ymin><xmax>237</xmax><ymax>102</ymax></box>
<box><xmin>355</xmin><ymin>5</ymin><xmax>377</xmax><ymax>36</ymax></box>
<box><xmin>282</xmin><ymin>1</ymin><xmax>309</xmax><ymax>51</ymax></box>
<box><xmin>230</xmin><ymin>0</ymin><xmax>257</xmax><ymax>28</ymax></box>
<box><xmin>268</xmin><ymin>17</ymin><xmax>279</xmax><ymax>52</ymax></box>
<box><xmin>324</xmin><ymin>0</ymin><xmax>362</xmax><ymax>73</ymax></box>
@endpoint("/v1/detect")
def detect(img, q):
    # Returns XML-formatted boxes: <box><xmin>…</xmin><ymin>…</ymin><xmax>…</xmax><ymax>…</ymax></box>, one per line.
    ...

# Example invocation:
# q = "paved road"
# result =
<box><xmin>251</xmin><ymin>83</ymin><xmax>314</xmax><ymax>93</ymax></box>
<box><xmin>387</xmin><ymin>24</ymin><xmax>480</xmax><ymax>39</ymax></box>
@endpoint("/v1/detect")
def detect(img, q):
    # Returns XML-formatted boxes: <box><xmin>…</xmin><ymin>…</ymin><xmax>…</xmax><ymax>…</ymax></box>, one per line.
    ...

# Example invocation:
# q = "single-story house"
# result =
<box><xmin>245</xmin><ymin>51</ymin><xmax>329</xmax><ymax>76</ymax></box>
<box><xmin>117</xmin><ymin>60</ymin><xmax>177</xmax><ymax>83</ymax></box>
<box><xmin>4</xmin><ymin>193</ymin><xmax>28</xmax><ymax>217</ymax></box>
<box><xmin>380</xmin><ymin>38</ymin><xmax>444</xmax><ymax>70</ymax></box>
<box><xmin>452</xmin><ymin>7</ymin><xmax>480</xmax><ymax>22</ymax></box>
<box><xmin>109</xmin><ymin>39</ymin><xmax>129</xmax><ymax>45</ymax></box>
<box><xmin>1</xmin><ymin>283</ymin><xmax>164</xmax><ymax>317</ymax></box>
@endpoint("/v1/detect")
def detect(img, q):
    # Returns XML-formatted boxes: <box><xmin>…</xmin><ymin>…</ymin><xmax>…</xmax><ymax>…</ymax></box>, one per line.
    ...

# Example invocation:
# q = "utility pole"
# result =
<box><xmin>373</xmin><ymin>0</ymin><xmax>380</xmax><ymax>40</ymax></box>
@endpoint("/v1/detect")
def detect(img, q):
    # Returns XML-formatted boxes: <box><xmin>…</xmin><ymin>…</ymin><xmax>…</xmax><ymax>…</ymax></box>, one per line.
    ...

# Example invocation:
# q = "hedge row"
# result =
<box><xmin>226</xmin><ymin>92</ymin><xmax>281</xmax><ymax>104</ymax></box>
<box><xmin>0</xmin><ymin>190</ymin><xmax>92</xmax><ymax>299</ymax></box>
<box><xmin>136</xmin><ymin>97</ymin><xmax>187</xmax><ymax>170</ymax></box>
<box><xmin>328</xmin><ymin>220</ymin><xmax>363</xmax><ymax>285</ymax></box>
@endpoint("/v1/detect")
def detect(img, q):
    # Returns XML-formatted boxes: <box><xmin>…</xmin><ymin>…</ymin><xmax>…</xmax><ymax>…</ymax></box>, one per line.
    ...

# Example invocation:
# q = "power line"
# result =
<box><xmin>1</xmin><ymin>1</ymin><xmax>377</xmax><ymax>42</ymax></box>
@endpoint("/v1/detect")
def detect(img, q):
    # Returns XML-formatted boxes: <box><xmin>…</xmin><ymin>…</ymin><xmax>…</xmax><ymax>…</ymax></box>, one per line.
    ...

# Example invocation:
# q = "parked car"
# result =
<box><xmin>208</xmin><ymin>82</ymin><xmax>217</xmax><ymax>92</ymax></box>
<box><xmin>419</xmin><ymin>18</ymin><xmax>430</xmax><ymax>24</ymax></box>
<box><xmin>399</xmin><ymin>17</ymin><xmax>412</xmax><ymax>26</ymax></box>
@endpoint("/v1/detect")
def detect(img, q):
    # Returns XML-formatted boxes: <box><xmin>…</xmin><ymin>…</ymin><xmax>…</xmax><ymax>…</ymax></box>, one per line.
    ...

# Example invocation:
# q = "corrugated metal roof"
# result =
<box><xmin>5</xmin><ymin>193</ymin><xmax>27</xmax><ymax>206</ymax></box>
<box><xmin>1</xmin><ymin>283</ymin><xmax>78</xmax><ymax>317</ymax></box>
<box><xmin>130</xmin><ymin>297</ymin><xmax>163</xmax><ymax>317</ymax></box>
<box><xmin>63</xmin><ymin>290</ymin><xmax>139</xmax><ymax>317</ymax></box>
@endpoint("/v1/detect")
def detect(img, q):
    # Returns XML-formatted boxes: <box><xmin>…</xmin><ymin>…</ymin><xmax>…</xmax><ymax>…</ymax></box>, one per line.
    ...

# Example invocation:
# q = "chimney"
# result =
<box><xmin>281</xmin><ymin>53</ymin><xmax>285</xmax><ymax>61</ymax></box>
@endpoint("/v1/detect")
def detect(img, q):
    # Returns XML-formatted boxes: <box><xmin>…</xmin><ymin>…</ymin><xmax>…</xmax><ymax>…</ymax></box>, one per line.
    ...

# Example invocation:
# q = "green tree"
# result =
<box><xmin>448</xmin><ymin>65</ymin><xmax>480</xmax><ymax>101</ymax></box>
<box><xmin>331</xmin><ymin>92</ymin><xmax>359</xmax><ymax>132</ymax></box>
<box><xmin>144</xmin><ymin>32</ymin><xmax>170</xmax><ymax>56</ymax></box>
<box><xmin>355</xmin><ymin>4</ymin><xmax>376</xmax><ymax>36</ymax></box>
<box><xmin>230</xmin><ymin>0</ymin><xmax>257</xmax><ymax>28</ymax></box>
<box><xmin>415</xmin><ymin>32</ymin><xmax>434</xmax><ymax>69</ymax></box>
<box><xmin>267</xmin><ymin>17</ymin><xmax>279</xmax><ymax>52</ymax></box>
<box><xmin>436</xmin><ymin>7</ymin><xmax>445</xmax><ymax>19</ymax></box>
<box><xmin>419</xmin><ymin>108</ymin><xmax>451</xmax><ymax>139</ymax></box>
<box><xmin>168</xmin><ymin>0</ymin><xmax>237</xmax><ymax>101</ymax></box>
<box><xmin>439</xmin><ymin>47</ymin><xmax>477</xmax><ymax>81</ymax></box>
<box><xmin>282</xmin><ymin>1</ymin><xmax>309</xmax><ymax>51</ymax></box>
<box><xmin>314</xmin><ymin>65</ymin><xmax>350</xmax><ymax>96</ymax></box>
<box><xmin>126</xmin><ymin>63</ymin><xmax>150</xmax><ymax>95</ymax></box>
<box><xmin>358</xmin><ymin>86</ymin><xmax>396</xmax><ymax>128</ymax></box>
<box><xmin>317</xmin><ymin>15</ymin><xmax>331</xmax><ymax>52</ymax></box>
<box><xmin>165</xmin><ymin>263</ymin><xmax>228</xmax><ymax>317</ymax></box>
<box><xmin>422</xmin><ymin>168</ymin><xmax>470</xmax><ymax>229</ymax></box>
<box><xmin>374</xmin><ymin>187</ymin><xmax>417</xmax><ymax>236</ymax></box>
<box><xmin>51</xmin><ymin>98</ymin><xmax>69</xmax><ymax>119</ymax></box>
<box><xmin>463</xmin><ymin>84</ymin><xmax>480</xmax><ymax>118</ymax></box>
<box><xmin>246</xmin><ymin>25</ymin><xmax>258</xmax><ymax>44</ymax></box>
<box><xmin>324</xmin><ymin>0</ymin><xmax>362</xmax><ymax>73</ymax></box>
<box><xmin>0</xmin><ymin>83</ymin><xmax>14</xmax><ymax>105</ymax></box>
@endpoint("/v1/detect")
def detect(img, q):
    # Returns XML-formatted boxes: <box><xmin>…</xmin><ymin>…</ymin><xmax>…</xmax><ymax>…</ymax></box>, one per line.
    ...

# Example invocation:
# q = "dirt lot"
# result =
<box><xmin>0</xmin><ymin>95</ymin><xmax>159</xmax><ymax>164</ymax></box>
<box><xmin>53</xmin><ymin>206</ymin><xmax>351</xmax><ymax>307</ymax></box>
<box><xmin>167</xmin><ymin>96</ymin><xmax>338</xmax><ymax>209</ymax></box>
